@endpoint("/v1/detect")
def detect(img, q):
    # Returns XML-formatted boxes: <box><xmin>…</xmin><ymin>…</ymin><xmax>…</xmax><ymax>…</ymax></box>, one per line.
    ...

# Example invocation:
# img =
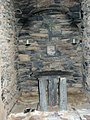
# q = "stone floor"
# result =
<box><xmin>6</xmin><ymin>90</ymin><xmax>90</xmax><ymax>120</ymax></box>
<box><xmin>8</xmin><ymin>109</ymin><xmax>90</xmax><ymax>120</ymax></box>
<box><xmin>11</xmin><ymin>87</ymin><xmax>90</xmax><ymax>114</ymax></box>
<box><xmin>8</xmin><ymin>88</ymin><xmax>90</xmax><ymax>120</ymax></box>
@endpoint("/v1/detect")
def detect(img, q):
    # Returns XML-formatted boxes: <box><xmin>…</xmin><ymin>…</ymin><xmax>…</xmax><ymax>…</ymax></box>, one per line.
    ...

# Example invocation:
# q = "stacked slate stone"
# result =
<box><xmin>82</xmin><ymin>0</ymin><xmax>90</xmax><ymax>90</ymax></box>
<box><xmin>0</xmin><ymin>0</ymin><xmax>17</xmax><ymax>115</ymax></box>
<box><xmin>16</xmin><ymin>0</ymin><xmax>83</xmax><ymax>94</ymax></box>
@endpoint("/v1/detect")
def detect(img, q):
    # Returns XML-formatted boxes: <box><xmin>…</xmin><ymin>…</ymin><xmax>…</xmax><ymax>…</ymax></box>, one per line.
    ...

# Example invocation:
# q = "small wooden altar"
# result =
<box><xmin>33</xmin><ymin>70</ymin><xmax>72</xmax><ymax>111</ymax></box>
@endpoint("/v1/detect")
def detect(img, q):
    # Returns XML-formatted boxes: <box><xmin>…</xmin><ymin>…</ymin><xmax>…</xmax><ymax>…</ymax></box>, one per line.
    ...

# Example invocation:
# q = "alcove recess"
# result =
<box><xmin>1</xmin><ymin>0</ymin><xmax>90</xmax><ymax>116</ymax></box>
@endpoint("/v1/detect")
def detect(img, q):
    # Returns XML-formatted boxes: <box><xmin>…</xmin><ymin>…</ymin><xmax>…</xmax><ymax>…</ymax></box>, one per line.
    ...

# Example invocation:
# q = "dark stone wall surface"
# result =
<box><xmin>16</xmin><ymin>0</ymin><xmax>83</xmax><ymax>93</ymax></box>
<box><xmin>0</xmin><ymin>0</ymin><xmax>90</xmax><ymax>114</ymax></box>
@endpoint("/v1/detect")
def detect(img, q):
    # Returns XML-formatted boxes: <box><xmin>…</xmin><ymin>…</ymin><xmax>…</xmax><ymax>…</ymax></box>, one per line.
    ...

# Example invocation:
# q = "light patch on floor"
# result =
<box><xmin>11</xmin><ymin>88</ymin><xmax>90</xmax><ymax>114</ymax></box>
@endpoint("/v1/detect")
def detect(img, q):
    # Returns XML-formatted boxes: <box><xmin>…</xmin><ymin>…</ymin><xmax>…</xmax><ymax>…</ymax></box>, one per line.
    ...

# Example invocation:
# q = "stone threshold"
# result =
<box><xmin>8</xmin><ymin>109</ymin><xmax>90</xmax><ymax>120</ymax></box>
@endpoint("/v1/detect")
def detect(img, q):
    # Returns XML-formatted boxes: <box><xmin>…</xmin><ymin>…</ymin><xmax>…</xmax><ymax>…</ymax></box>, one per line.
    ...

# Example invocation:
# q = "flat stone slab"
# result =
<box><xmin>32</xmin><ymin>70</ymin><xmax>72</xmax><ymax>78</ymax></box>
<box><xmin>8</xmin><ymin>109</ymin><xmax>90</xmax><ymax>120</ymax></box>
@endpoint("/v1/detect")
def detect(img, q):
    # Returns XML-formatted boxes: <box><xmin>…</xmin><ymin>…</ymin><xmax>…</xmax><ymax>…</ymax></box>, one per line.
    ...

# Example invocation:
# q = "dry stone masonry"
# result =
<box><xmin>0</xmin><ymin>0</ymin><xmax>17</xmax><ymax>115</ymax></box>
<box><xmin>0</xmin><ymin>0</ymin><xmax>90</xmax><ymax>117</ymax></box>
<box><xmin>16</xmin><ymin>0</ymin><xmax>83</xmax><ymax>94</ymax></box>
<box><xmin>82</xmin><ymin>0</ymin><xmax>90</xmax><ymax>91</ymax></box>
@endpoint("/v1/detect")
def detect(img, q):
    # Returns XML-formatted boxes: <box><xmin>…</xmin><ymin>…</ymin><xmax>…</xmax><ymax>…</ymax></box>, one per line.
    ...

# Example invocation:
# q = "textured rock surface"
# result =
<box><xmin>0</xmin><ymin>0</ymin><xmax>17</xmax><ymax>115</ymax></box>
<box><xmin>0</xmin><ymin>0</ymin><xmax>90</xmax><ymax>117</ymax></box>
<box><xmin>15</xmin><ymin>0</ymin><xmax>83</xmax><ymax>94</ymax></box>
<box><xmin>8</xmin><ymin>110</ymin><xmax>90</xmax><ymax>120</ymax></box>
<box><xmin>82</xmin><ymin>0</ymin><xmax>90</xmax><ymax>91</ymax></box>
<box><xmin>0</xmin><ymin>51</ymin><xmax>6</xmax><ymax>120</ymax></box>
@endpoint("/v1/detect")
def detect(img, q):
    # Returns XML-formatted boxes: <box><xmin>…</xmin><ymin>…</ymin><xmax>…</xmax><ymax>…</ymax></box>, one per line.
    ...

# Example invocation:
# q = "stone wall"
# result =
<box><xmin>82</xmin><ymin>0</ymin><xmax>90</xmax><ymax>90</ymax></box>
<box><xmin>0</xmin><ymin>0</ymin><xmax>17</xmax><ymax>115</ymax></box>
<box><xmin>0</xmin><ymin>51</ymin><xmax>6</xmax><ymax>120</ymax></box>
<box><xmin>0</xmin><ymin>0</ymin><xmax>90</xmax><ymax>116</ymax></box>
<box><xmin>16</xmin><ymin>0</ymin><xmax>83</xmax><ymax>94</ymax></box>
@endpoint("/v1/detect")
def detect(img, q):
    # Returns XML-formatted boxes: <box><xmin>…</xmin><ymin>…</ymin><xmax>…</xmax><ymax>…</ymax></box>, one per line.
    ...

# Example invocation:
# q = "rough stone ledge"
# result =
<box><xmin>8</xmin><ymin>109</ymin><xmax>90</xmax><ymax>120</ymax></box>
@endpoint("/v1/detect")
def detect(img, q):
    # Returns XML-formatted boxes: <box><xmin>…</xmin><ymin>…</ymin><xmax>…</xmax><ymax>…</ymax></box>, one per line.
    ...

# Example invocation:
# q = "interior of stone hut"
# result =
<box><xmin>0</xmin><ymin>0</ymin><xmax>90</xmax><ymax>120</ymax></box>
